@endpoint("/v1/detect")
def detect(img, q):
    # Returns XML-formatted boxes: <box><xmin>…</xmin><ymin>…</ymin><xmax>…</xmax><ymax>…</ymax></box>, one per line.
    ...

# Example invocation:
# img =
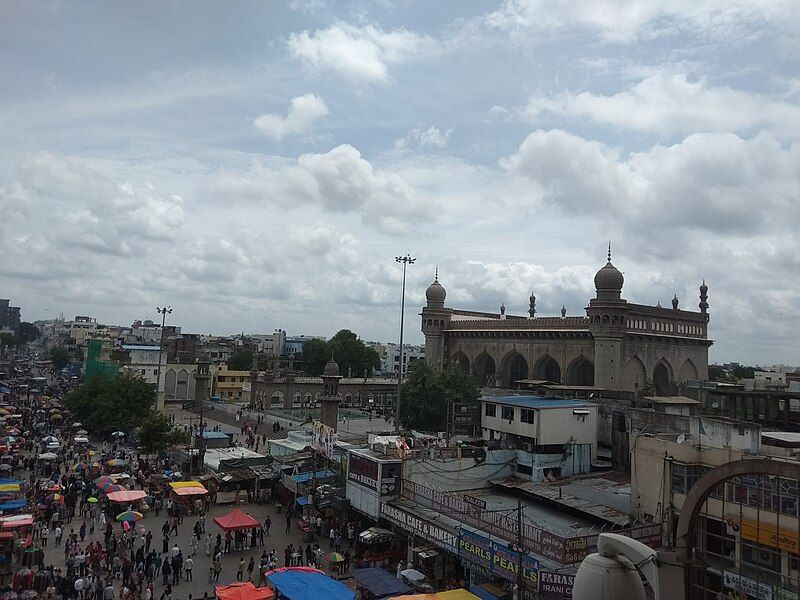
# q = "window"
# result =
<box><xmin>517</xmin><ymin>463</ymin><xmax>532</xmax><ymax>475</ymax></box>
<box><xmin>501</xmin><ymin>406</ymin><xmax>514</xmax><ymax>421</ymax></box>
<box><xmin>520</xmin><ymin>409</ymin><xmax>535</xmax><ymax>424</ymax></box>
<box><xmin>485</xmin><ymin>403</ymin><xmax>496</xmax><ymax>417</ymax></box>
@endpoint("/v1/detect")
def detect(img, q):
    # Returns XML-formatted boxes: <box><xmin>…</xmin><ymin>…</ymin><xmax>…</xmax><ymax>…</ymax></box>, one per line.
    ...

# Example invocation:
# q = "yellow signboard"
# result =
<box><xmin>740</xmin><ymin>519</ymin><xmax>800</xmax><ymax>554</ymax></box>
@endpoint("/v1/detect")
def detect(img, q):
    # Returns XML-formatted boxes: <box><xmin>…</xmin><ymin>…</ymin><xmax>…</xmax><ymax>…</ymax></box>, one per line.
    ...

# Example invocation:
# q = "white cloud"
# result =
<box><xmin>501</xmin><ymin>129</ymin><xmax>800</xmax><ymax>237</ymax></box>
<box><xmin>488</xmin><ymin>0</ymin><xmax>796</xmax><ymax>43</ymax></box>
<box><xmin>253</xmin><ymin>93</ymin><xmax>329</xmax><ymax>140</ymax></box>
<box><xmin>212</xmin><ymin>144</ymin><xmax>433</xmax><ymax>234</ymax></box>
<box><xmin>287</xmin><ymin>23</ymin><xmax>432</xmax><ymax>83</ymax></box>
<box><xmin>395</xmin><ymin>126</ymin><xmax>452</xmax><ymax>149</ymax></box>
<box><xmin>525</xmin><ymin>72</ymin><xmax>800</xmax><ymax>137</ymax></box>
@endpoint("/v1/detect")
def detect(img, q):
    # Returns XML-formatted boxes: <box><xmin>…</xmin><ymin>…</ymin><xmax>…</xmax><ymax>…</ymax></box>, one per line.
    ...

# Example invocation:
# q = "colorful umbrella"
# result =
<box><xmin>95</xmin><ymin>476</ymin><xmax>114</xmax><ymax>489</ymax></box>
<box><xmin>71</xmin><ymin>422</ymin><xmax>82</xmax><ymax>427</ymax></box>
<box><xmin>323</xmin><ymin>552</ymin><xmax>345</xmax><ymax>563</ymax></box>
<box><xmin>71</xmin><ymin>462</ymin><xmax>88</xmax><ymax>471</ymax></box>
<box><xmin>51</xmin><ymin>415</ymin><xmax>63</xmax><ymax>422</ymax></box>
<box><xmin>87</xmin><ymin>497</ymin><xmax>98</xmax><ymax>504</ymax></box>
<box><xmin>104</xmin><ymin>484</ymin><xmax>126</xmax><ymax>493</ymax></box>
<box><xmin>115</xmin><ymin>510</ymin><xmax>143</xmax><ymax>522</ymax></box>
<box><xmin>106</xmin><ymin>459</ymin><xmax>128</xmax><ymax>467</ymax></box>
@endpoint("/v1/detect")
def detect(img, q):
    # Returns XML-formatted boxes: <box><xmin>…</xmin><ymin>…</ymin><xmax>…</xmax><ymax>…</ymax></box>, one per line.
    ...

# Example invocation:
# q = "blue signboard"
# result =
<box><xmin>458</xmin><ymin>530</ymin><xmax>540</xmax><ymax>588</ymax></box>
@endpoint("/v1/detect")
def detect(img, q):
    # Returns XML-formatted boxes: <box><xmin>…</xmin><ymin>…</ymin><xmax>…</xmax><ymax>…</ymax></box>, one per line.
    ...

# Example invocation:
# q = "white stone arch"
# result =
<box><xmin>270</xmin><ymin>391</ymin><xmax>284</xmax><ymax>407</ymax></box>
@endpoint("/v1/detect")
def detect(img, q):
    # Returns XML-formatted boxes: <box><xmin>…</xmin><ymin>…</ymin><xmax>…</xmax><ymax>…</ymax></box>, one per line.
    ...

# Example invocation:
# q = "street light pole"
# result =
<box><xmin>394</xmin><ymin>254</ymin><xmax>415</xmax><ymax>433</ymax></box>
<box><xmin>154</xmin><ymin>305</ymin><xmax>172</xmax><ymax>412</ymax></box>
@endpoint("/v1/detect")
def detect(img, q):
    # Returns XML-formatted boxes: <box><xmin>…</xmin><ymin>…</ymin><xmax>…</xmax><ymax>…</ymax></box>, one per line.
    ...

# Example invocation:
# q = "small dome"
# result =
<box><xmin>594</xmin><ymin>261</ymin><xmax>624</xmax><ymax>293</ymax></box>
<box><xmin>323</xmin><ymin>357</ymin><xmax>340</xmax><ymax>377</ymax></box>
<box><xmin>426</xmin><ymin>278</ymin><xmax>446</xmax><ymax>304</ymax></box>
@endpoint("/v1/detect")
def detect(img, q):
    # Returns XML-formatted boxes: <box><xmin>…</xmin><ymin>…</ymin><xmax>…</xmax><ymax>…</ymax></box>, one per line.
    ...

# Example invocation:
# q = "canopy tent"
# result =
<box><xmin>106</xmin><ymin>490</ymin><xmax>147</xmax><ymax>503</ymax></box>
<box><xmin>0</xmin><ymin>514</ymin><xmax>34</xmax><ymax>528</ymax></box>
<box><xmin>215</xmin><ymin>582</ymin><xmax>275</xmax><ymax>600</ymax></box>
<box><xmin>352</xmin><ymin>568</ymin><xmax>412</xmax><ymax>599</ymax></box>
<box><xmin>266</xmin><ymin>567</ymin><xmax>355</xmax><ymax>600</ymax></box>
<box><xmin>213</xmin><ymin>509</ymin><xmax>260</xmax><ymax>532</ymax></box>
<box><xmin>0</xmin><ymin>480</ymin><xmax>21</xmax><ymax>493</ymax></box>
<box><xmin>390</xmin><ymin>592</ymin><xmax>481</xmax><ymax>600</ymax></box>
<box><xmin>0</xmin><ymin>500</ymin><xmax>26</xmax><ymax>512</ymax></box>
<box><xmin>170</xmin><ymin>481</ymin><xmax>208</xmax><ymax>496</ymax></box>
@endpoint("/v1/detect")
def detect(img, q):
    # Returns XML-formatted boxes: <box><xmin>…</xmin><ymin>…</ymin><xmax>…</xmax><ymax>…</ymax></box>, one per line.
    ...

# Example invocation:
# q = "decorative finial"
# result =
<box><xmin>434</xmin><ymin>266</ymin><xmax>438</xmax><ymax>281</ymax></box>
<box><xmin>561</xmin><ymin>304</ymin><xmax>566</xmax><ymax>318</ymax></box>
<box><xmin>672</xmin><ymin>294</ymin><xmax>679</xmax><ymax>310</ymax></box>
<box><xmin>607</xmin><ymin>240</ymin><xmax>612</xmax><ymax>263</ymax></box>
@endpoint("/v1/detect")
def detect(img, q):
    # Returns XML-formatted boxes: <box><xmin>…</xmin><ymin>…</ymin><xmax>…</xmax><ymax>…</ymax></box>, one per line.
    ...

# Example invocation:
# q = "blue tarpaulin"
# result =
<box><xmin>291</xmin><ymin>470</ymin><xmax>336</xmax><ymax>484</ymax></box>
<box><xmin>0</xmin><ymin>500</ymin><xmax>26</xmax><ymax>512</ymax></box>
<box><xmin>295</xmin><ymin>496</ymin><xmax>311</xmax><ymax>506</ymax></box>
<box><xmin>351</xmin><ymin>568</ymin><xmax>412</xmax><ymax>599</ymax></box>
<box><xmin>268</xmin><ymin>568</ymin><xmax>354</xmax><ymax>600</ymax></box>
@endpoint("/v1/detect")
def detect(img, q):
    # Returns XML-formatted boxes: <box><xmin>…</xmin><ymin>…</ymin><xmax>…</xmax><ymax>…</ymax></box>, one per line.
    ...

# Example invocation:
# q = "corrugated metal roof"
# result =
<box><xmin>483</xmin><ymin>396</ymin><xmax>590</xmax><ymax>409</ymax></box>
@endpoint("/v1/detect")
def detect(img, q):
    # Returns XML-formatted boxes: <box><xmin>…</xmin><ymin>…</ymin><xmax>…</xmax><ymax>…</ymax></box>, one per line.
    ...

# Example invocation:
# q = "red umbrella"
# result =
<box><xmin>104</xmin><ymin>484</ymin><xmax>127</xmax><ymax>494</ymax></box>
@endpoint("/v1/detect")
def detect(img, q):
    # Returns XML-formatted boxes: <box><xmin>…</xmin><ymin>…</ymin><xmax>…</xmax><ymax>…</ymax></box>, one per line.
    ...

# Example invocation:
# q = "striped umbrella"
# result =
<box><xmin>115</xmin><ymin>510</ymin><xmax>143</xmax><ymax>523</ymax></box>
<box><xmin>323</xmin><ymin>552</ymin><xmax>345</xmax><ymax>564</ymax></box>
<box><xmin>106</xmin><ymin>459</ymin><xmax>128</xmax><ymax>468</ymax></box>
<box><xmin>95</xmin><ymin>476</ymin><xmax>114</xmax><ymax>489</ymax></box>
<box><xmin>104</xmin><ymin>484</ymin><xmax>127</xmax><ymax>494</ymax></box>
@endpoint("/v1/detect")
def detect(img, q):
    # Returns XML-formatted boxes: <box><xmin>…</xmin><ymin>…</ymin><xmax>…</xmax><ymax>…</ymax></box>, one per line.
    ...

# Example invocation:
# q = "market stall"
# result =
<box><xmin>352</xmin><ymin>567</ymin><xmax>412</xmax><ymax>600</ymax></box>
<box><xmin>215</xmin><ymin>582</ymin><xmax>275</xmax><ymax>600</ymax></box>
<box><xmin>266</xmin><ymin>567</ymin><xmax>355</xmax><ymax>600</ymax></box>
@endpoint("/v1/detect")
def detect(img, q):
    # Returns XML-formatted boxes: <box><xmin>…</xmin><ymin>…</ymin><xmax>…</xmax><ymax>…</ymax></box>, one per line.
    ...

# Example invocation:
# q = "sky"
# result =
<box><xmin>1</xmin><ymin>1</ymin><xmax>799</xmax><ymax>365</ymax></box>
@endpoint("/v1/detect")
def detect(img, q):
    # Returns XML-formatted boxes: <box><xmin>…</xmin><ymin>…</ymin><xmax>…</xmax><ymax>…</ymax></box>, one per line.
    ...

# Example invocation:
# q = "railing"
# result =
<box><xmin>447</xmin><ymin>316</ymin><xmax>590</xmax><ymax>330</ymax></box>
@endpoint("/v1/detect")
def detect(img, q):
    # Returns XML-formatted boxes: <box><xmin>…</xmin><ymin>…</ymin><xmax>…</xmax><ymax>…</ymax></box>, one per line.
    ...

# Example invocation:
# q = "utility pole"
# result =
<box><xmin>154</xmin><ymin>305</ymin><xmax>172</xmax><ymax>412</ymax></box>
<box><xmin>394</xmin><ymin>254</ymin><xmax>415</xmax><ymax>433</ymax></box>
<box><xmin>517</xmin><ymin>494</ymin><xmax>524</xmax><ymax>600</ymax></box>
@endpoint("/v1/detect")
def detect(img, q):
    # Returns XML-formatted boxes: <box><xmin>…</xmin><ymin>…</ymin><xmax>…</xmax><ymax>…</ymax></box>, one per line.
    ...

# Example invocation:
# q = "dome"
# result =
<box><xmin>426</xmin><ymin>278</ymin><xmax>446</xmax><ymax>305</ymax></box>
<box><xmin>594</xmin><ymin>261</ymin><xmax>624</xmax><ymax>293</ymax></box>
<box><xmin>323</xmin><ymin>357</ymin><xmax>340</xmax><ymax>377</ymax></box>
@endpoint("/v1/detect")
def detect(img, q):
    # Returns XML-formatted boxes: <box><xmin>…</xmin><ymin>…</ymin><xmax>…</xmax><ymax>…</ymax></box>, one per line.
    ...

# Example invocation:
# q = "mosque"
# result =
<box><xmin>421</xmin><ymin>249</ymin><xmax>711</xmax><ymax>395</ymax></box>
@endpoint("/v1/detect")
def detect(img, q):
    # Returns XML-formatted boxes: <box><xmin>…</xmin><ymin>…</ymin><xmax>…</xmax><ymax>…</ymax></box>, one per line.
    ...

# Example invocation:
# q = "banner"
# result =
<box><xmin>539</xmin><ymin>571</ymin><xmax>574</xmax><ymax>599</ymax></box>
<box><xmin>382</xmin><ymin>503</ymin><xmax>458</xmax><ymax>552</ymax></box>
<box><xmin>348</xmin><ymin>453</ymin><xmax>380</xmax><ymax>491</ymax></box>
<box><xmin>458</xmin><ymin>530</ymin><xmax>539</xmax><ymax>588</ymax></box>
<box><xmin>311</xmin><ymin>420</ymin><xmax>335</xmax><ymax>459</ymax></box>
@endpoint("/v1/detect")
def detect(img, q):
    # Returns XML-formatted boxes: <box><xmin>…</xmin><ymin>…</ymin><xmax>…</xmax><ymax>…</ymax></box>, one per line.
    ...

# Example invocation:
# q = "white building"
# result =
<box><xmin>284</xmin><ymin>335</ymin><xmax>326</xmax><ymax>356</ymax></box>
<box><xmin>751</xmin><ymin>370</ymin><xmax>788</xmax><ymax>390</ymax></box>
<box><xmin>249</xmin><ymin>330</ymin><xmax>286</xmax><ymax>355</ymax></box>
<box><xmin>121</xmin><ymin>344</ymin><xmax>165</xmax><ymax>385</ymax></box>
<box><xmin>369</xmin><ymin>342</ymin><xmax>425</xmax><ymax>376</ymax></box>
<box><xmin>481</xmin><ymin>396</ymin><xmax>598</xmax><ymax>481</ymax></box>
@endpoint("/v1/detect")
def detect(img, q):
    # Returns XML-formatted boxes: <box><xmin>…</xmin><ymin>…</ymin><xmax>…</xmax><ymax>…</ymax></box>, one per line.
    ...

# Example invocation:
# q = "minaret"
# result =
<box><xmin>421</xmin><ymin>270</ymin><xmax>449</xmax><ymax>371</ymax></box>
<box><xmin>528</xmin><ymin>292</ymin><xmax>536</xmax><ymax>318</ymax></box>
<box><xmin>699</xmin><ymin>280</ymin><xmax>709</xmax><ymax>321</ymax></box>
<box><xmin>249</xmin><ymin>351</ymin><xmax>259</xmax><ymax>409</ymax></box>
<box><xmin>561</xmin><ymin>305</ymin><xmax>567</xmax><ymax>318</ymax></box>
<box><xmin>320</xmin><ymin>356</ymin><xmax>341</xmax><ymax>432</ymax></box>
<box><xmin>672</xmin><ymin>294</ymin><xmax>679</xmax><ymax>310</ymax></box>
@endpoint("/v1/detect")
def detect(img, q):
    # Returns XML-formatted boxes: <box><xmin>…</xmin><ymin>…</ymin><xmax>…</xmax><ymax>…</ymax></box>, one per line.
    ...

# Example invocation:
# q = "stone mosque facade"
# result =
<box><xmin>421</xmin><ymin>250</ymin><xmax>711</xmax><ymax>395</ymax></box>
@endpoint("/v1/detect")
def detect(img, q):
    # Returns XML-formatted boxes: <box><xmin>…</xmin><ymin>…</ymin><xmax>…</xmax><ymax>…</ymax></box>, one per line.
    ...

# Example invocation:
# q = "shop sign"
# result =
<box><xmin>723</xmin><ymin>570</ymin><xmax>773</xmax><ymax>600</ymax></box>
<box><xmin>561</xmin><ymin>523</ymin><xmax>662</xmax><ymax>564</ymax></box>
<box><xmin>348</xmin><ymin>453</ymin><xmax>379</xmax><ymax>491</ymax></box>
<box><xmin>538</xmin><ymin>571</ymin><xmax>574</xmax><ymax>599</ymax></box>
<box><xmin>464</xmin><ymin>495</ymin><xmax>487</xmax><ymax>510</ymax></box>
<box><xmin>311</xmin><ymin>420</ymin><xmax>335</xmax><ymax>459</ymax></box>
<box><xmin>381</xmin><ymin>503</ymin><xmax>458</xmax><ymax>552</ymax></box>
<box><xmin>740</xmin><ymin>519</ymin><xmax>800</xmax><ymax>554</ymax></box>
<box><xmin>458</xmin><ymin>530</ymin><xmax>540</xmax><ymax>588</ymax></box>
<box><xmin>775</xmin><ymin>588</ymin><xmax>799</xmax><ymax>600</ymax></box>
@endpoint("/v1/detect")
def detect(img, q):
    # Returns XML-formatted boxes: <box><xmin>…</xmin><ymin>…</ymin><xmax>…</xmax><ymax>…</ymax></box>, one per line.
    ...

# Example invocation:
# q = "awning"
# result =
<box><xmin>267</xmin><ymin>567</ymin><xmax>354</xmax><ymax>600</ymax></box>
<box><xmin>0</xmin><ymin>514</ymin><xmax>34</xmax><ymax>528</ymax></box>
<box><xmin>169</xmin><ymin>481</ymin><xmax>205</xmax><ymax>489</ymax></box>
<box><xmin>213</xmin><ymin>509</ymin><xmax>260</xmax><ymax>531</ymax></box>
<box><xmin>0</xmin><ymin>500</ymin><xmax>26</xmax><ymax>512</ymax></box>
<box><xmin>106</xmin><ymin>490</ymin><xmax>148</xmax><ymax>503</ymax></box>
<box><xmin>215</xmin><ymin>582</ymin><xmax>274</xmax><ymax>600</ymax></box>
<box><xmin>173</xmin><ymin>486</ymin><xmax>208</xmax><ymax>496</ymax></box>
<box><xmin>352</xmin><ymin>568</ymin><xmax>412</xmax><ymax>598</ymax></box>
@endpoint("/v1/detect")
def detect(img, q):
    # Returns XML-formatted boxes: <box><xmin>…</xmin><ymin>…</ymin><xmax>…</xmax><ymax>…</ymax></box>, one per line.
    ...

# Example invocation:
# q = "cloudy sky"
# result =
<box><xmin>2</xmin><ymin>1</ymin><xmax>799</xmax><ymax>364</ymax></box>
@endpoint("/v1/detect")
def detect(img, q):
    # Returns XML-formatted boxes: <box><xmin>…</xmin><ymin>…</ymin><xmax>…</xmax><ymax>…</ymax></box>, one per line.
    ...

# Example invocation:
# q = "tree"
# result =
<box><xmin>138</xmin><ymin>413</ymin><xmax>189</xmax><ymax>454</ymax></box>
<box><xmin>65</xmin><ymin>372</ymin><xmax>154</xmax><ymax>435</ymax></box>
<box><xmin>0</xmin><ymin>333</ymin><xmax>17</xmax><ymax>347</ymax></box>
<box><xmin>397</xmin><ymin>361</ymin><xmax>480</xmax><ymax>432</ymax></box>
<box><xmin>50</xmin><ymin>347</ymin><xmax>71</xmax><ymax>370</ymax></box>
<box><xmin>300</xmin><ymin>338</ymin><xmax>329</xmax><ymax>375</ymax></box>
<box><xmin>18</xmin><ymin>322</ymin><xmax>41</xmax><ymax>344</ymax></box>
<box><xmin>228</xmin><ymin>348</ymin><xmax>254</xmax><ymax>371</ymax></box>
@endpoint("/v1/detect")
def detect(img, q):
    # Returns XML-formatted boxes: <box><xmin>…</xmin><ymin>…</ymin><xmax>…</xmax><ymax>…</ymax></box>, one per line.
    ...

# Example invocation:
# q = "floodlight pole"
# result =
<box><xmin>394</xmin><ymin>254</ymin><xmax>415</xmax><ymax>433</ymax></box>
<box><xmin>155</xmin><ymin>305</ymin><xmax>172</xmax><ymax>412</ymax></box>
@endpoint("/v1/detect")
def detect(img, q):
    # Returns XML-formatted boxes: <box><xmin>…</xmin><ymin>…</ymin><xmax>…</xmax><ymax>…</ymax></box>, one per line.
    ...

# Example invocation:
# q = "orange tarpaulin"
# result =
<box><xmin>215</xmin><ymin>582</ymin><xmax>274</xmax><ymax>600</ymax></box>
<box><xmin>213</xmin><ymin>509</ymin><xmax>260</xmax><ymax>531</ymax></box>
<box><xmin>172</xmin><ymin>485</ymin><xmax>208</xmax><ymax>496</ymax></box>
<box><xmin>169</xmin><ymin>481</ymin><xmax>204</xmax><ymax>489</ymax></box>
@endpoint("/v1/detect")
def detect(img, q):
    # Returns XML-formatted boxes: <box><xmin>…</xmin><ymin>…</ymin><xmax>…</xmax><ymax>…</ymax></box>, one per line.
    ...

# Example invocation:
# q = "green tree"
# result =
<box><xmin>328</xmin><ymin>330</ymin><xmax>381</xmax><ymax>377</ymax></box>
<box><xmin>708</xmin><ymin>365</ymin><xmax>729</xmax><ymax>382</ymax></box>
<box><xmin>18</xmin><ymin>322</ymin><xmax>41</xmax><ymax>344</ymax></box>
<box><xmin>300</xmin><ymin>338</ymin><xmax>329</xmax><ymax>375</ymax></box>
<box><xmin>397</xmin><ymin>361</ymin><xmax>480</xmax><ymax>431</ymax></box>
<box><xmin>0</xmin><ymin>333</ymin><xmax>17</xmax><ymax>347</ymax></box>
<box><xmin>138</xmin><ymin>413</ymin><xmax>189</xmax><ymax>454</ymax></box>
<box><xmin>50</xmin><ymin>347</ymin><xmax>71</xmax><ymax>370</ymax></box>
<box><xmin>227</xmin><ymin>348</ymin><xmax>254</xmax><ymax>371</ymax></box>
<box><xmin>65</xmin><ymin>372</ymin><xmax>154</xmax><ymax>435</ymax></box>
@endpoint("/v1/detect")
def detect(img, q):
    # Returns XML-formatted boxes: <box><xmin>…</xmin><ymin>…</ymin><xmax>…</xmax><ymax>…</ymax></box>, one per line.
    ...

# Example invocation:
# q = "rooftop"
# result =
<box><xmin>483</xmin><ymin>396</ymin><xmax>590</xmax><ymax>409</ymax></box>
<box><xmin>203</xmin><ymin>447</ymin><xmax>266</xmax><ymax>470</ymax></box>
<box><xmin>643</xmin><ymin>395</ymin><xmax>700</xmax><ymax>405</ymax></box>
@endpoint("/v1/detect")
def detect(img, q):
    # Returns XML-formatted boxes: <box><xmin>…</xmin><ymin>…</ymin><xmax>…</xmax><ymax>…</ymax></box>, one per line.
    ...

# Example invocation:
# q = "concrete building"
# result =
<box><xmin>160</xmin><ymin>363</ymin><xmax>197</xmax><ymax>404</ymax></box>
<box><xmin>481</xmin><ymin>395</ymin><xmax>598</xmax><ymax>480</ymax></box>
<box><xmin>422</xmin><ymin>248</ymin><xmax>711</xmax><ymax>395</ymax></box>
<box><xmin>249</xmin><ymin>330</ymin><xmax>286</xmax><ymax>355</ymax></box>
<box><xmin>251</xmin><ymin>370</ymin><xmax>397</xmax><ymax>410</ymax></box>
<box><xmin>212</xmin><ymin>364</ymin><xmax>250</xmax><ymax>401</ymax></box>
<box><xmin>284</xmin><ymin>335</ymin><xmax>326</xmax><ymax>357</ymax></box>
<box><xmin>0</xmin><ymin>300</ymin><xmax>21</xmax><ymax>336</ymax></box>
<box><xmin>369</xmin><ymin>342</ymin><xmax>425</xmax><ymax>376</ymax></box>
<box><xmin>119</xmin><ymin>344</ymin><xmax>164</xmax><ymax>385</ymax></box>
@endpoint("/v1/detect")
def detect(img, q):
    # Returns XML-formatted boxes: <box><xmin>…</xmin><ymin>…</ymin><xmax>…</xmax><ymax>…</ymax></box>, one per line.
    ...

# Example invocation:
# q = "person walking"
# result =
<box><xmin>183</xmin><ymin>557</ymin><xmax>193</xmax><ymax>582</ymax></box>
<box><xmin>246</xmin><ymin>557</ymin><xmax>255</xmax><ymax>581</ymax></box>
<box><xmin>263</xmin><ymin>516</ymin><xmax>271</xmax><ymax>537</ymax></box>
<box><xmin>236</xmin><ymin>558</ymin><xmax>244</xmax><ymax>582</ymax></box>
<box><xmin>41</xmin><ymin>526</ymin><xmax>49</xmax><ymax>547</ymax></box>
<box><xmin>205</xmin><ymin>533</ymin><xmax>212</xmax><ymax>557</ymax></box>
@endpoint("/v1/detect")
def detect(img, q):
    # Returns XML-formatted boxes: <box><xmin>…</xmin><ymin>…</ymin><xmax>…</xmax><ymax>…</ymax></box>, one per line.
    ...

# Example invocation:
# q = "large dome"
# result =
<box><xmin>594</xmin><ymin>261</ymin><xmax>624</xmax><ymax>293</ymax></box>
<box><xmin>426</xmin><ymin>278</ymin><xmax>446</xmax><ymax>304</ymax></box>
<box><xmin>323</xmin><ymin>357</ymin><xmax>340</xmax><ymax>377</ymax></box>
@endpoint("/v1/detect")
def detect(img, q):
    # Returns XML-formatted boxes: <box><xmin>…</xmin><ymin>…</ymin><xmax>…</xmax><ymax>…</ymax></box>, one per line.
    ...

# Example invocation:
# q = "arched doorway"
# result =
<box><xmin>566</xmin><ymin>358</ymin><xmax>594</xmax><ymax>386</ymax></box>
<box><xmin>502</xmin><ymin>353</ymin><xmax>529</xmax><ymax>386</ymax></box>
<box><xmin>679</xmin><ymin>358</ymin><xmax>699</xmax><ymax>382</ymax></box>
<box><xmin>535</xmin><ymin>355</ymin><xmax>561</xmax><ymax>383</ymax></box>
<box><xmin>474</xmin><ymin>353</ymin><xmax>496</xmax><ymax>387</ymax></box>
<box><xmin>653</xmin><ymin>362</ymin><xmax>671</xmax><ymax>395</ymax></box>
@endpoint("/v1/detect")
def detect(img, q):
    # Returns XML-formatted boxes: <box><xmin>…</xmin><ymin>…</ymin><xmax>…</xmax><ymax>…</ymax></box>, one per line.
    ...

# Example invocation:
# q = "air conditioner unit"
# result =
<box><xmin>522</xmin><ymin>442</ymin><xmax>534</xmax><ymax>452</ymax></box>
